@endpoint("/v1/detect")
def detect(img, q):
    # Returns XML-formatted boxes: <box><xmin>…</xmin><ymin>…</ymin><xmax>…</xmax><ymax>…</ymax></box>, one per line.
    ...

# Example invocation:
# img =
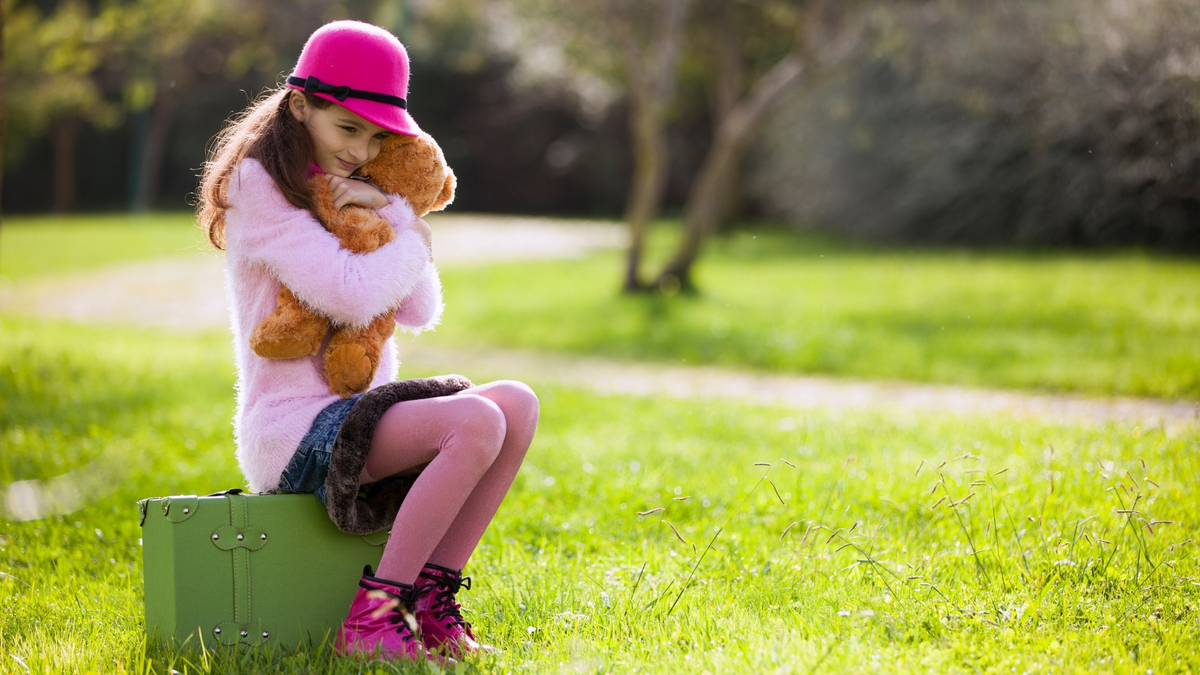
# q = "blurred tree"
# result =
<box><xmin>106</xmin><ymin>0</ymin><xmax>268</xmax><ymax>212</ymax></box>
<box><xmin>501</xmin><ymin>0</ymin><xmax>863</xmax><ymax>293</ymax></box>
<box><xmin>4</xmin><ymin>0</ymin><xmax>120</xmax><ymax>212</ymax></box>
<box><xmin>618</xmin><ymin>0</ymin><xmax>689</xmax><ymax>292</ymax></box>
<box><xmin>3</xmin><ymin>0</ymin><xmax>332</xmax><ymax>213</ymax></box>
<box><xmin>505</xmin><ymin>0</ymin><xmax>691</xmax><ymax>292</ymax></box>
<box><xmin>653</xmin><ymin>0</ymin><xmax>819</xmax><ymax>292</ymax></box>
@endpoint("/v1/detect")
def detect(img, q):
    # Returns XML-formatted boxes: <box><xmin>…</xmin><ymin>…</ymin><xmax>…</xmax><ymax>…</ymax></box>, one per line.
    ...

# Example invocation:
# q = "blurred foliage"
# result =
<box><xmin>1</xmin><ymin>0</ymin><xmax>644</xmax><ymax>214</ymax></box>
<box><xmin>500</xmin><ymin>0</ymin><xmax>811</xmax><ymax>291</ymax></box>
<box><xmin>3</xmin><ymin>0</ymin><xmax>263</xmax><ymax>154</ymax></box>
<box><xmin>4</xmin><ymin>0</ymin><xmax>1200</xmax><ymax>254</ymax></box>
<box><xmin>751</xmin><ymin>0</ymin><xmax>1200</xmax><ymax>250</ymax></box>
<box><xmin>3</xmin><ymin>0</ymin><xmax>121</xmax><ymax>162</ymax></box>
<box><xmin>394</xmin><ymin>0</ymin><xmax>635</xmax><ymax>215</ymax></box>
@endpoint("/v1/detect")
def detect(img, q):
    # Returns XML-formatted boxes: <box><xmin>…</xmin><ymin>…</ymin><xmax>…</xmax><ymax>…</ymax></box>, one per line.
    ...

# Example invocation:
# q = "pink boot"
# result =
<box><xmin>414</xmin><ymin>563</ymin><xmax>493</xmax><ymax>656</ymax></box>
<box><xmin>336</xmin><ymin>566</ymin><xmax>427</xmax><ymax>661</ymax></box>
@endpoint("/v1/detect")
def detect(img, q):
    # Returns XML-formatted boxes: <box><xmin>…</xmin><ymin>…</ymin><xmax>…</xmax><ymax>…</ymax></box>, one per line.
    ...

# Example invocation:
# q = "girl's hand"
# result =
<box><xmin>327</xmin><ymin>175</ymin><xmax>389</xmax><ymax>210</ymax></box>
<box><xmin>411</xmin><ymin>217</ymin><xmax>433</xmax><ymax>261</ymax></box>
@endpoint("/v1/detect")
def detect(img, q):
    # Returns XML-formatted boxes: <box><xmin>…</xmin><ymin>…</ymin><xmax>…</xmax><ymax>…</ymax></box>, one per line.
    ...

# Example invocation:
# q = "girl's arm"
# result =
<box><xmin>394</xmin><ymin>264</ymin><xmax>443</xmax><ymax>332</ymax></box>
<box><xmin>226</xmin><ymin>159</ymin><xmax>430</xmax><ymax>328</ymax></box>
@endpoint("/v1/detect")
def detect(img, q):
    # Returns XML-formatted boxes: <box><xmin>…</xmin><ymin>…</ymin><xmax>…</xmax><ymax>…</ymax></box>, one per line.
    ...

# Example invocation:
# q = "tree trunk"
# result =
<box><xmin>622</xmin><ymin>93</ymin><xmax>669</xmax><ymax>291</ymax></box>
<box><xmin>619</xmin><ymin>0</ymin><xmax>689</xmax><ymax>293</ymax></box>
<box><xmin>52</xmin><ymin>117</ymin><xmax>82</xmax><ymax>213</ymax></box>
<box><xmin>130</xmin><ymin>88</ymin><xmax>179</xmax><ymax>212</ymax></box>
<box><xmin>656</xmin><ymin>55</ymin><xmax>805</xmax><ymax>292</ymax></box>
<box><xmin>1</xmin><ymin>0</ymin><xmax>6</xmax><ymax>226</ymax></box>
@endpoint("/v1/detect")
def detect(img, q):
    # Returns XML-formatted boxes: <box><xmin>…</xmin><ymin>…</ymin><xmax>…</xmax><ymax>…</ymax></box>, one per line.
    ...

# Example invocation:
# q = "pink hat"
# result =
<box><xmin>287</xmin><ymin>21</ymin><xmax>421</xmax><ymax>137</ymax></box>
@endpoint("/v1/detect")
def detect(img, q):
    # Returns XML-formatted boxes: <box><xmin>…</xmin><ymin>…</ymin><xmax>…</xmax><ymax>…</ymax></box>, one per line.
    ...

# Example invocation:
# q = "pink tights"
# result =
<box><xmin>361</xmin><ymin>380</ymin><xmax>539</xmax><ymax>583</ymax></box>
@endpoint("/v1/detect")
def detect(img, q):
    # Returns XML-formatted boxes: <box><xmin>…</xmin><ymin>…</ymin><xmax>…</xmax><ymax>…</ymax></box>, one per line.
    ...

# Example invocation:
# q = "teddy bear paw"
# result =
<box><xmin>251</xmin><ymin>334</ymin><xmax>322</xmax><ymax>360</ymax></box>
<box><xmin>325</xmin><ymin>343</ymin><xmax>375</xmax><ymax>397</ymax></box>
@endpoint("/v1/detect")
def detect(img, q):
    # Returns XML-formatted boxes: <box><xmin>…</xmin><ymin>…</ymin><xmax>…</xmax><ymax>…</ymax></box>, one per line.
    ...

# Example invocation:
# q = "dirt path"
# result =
<box><xmin>399</xmin><ymin>345</ymin><xmax>1196</xmax><ymax>430</ymax></box>
<box><xmin>2</xmin><ymin>214</ymin><xmax>1194</xmax><ymax>429</ymax></box>
<box><xmin>0</xmin><ymin>214</ymin><xmax>625</xmax><ymax>331</ymax></box>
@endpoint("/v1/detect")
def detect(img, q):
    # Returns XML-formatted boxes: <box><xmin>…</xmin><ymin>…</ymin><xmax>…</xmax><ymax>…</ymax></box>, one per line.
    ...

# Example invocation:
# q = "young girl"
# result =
<box><xmin>195</xmin><ymin>21</ymin><xmax>538</xmax><ymax>660</ymax></box>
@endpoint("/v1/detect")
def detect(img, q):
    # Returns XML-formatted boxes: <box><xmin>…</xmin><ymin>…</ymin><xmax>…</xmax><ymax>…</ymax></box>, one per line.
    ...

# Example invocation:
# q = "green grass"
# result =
<box><xmin>2</xmin><ymin>317</ymin><xmax>1198</xmax><ymax>673</ymax></box>
<box><xmin>0</xmin><ymin>213</ymin><xmax>204</xmax><ymax>283</ymax></box>
<box><xmin>427</xmin><ymin>227</ymin><xmax>1200</xmax><ymax>399</ymax></box>
<box><xmin>3</xmin><ymin>215</ymin><xmax>1199</xmax><ymax>398</ymax></box>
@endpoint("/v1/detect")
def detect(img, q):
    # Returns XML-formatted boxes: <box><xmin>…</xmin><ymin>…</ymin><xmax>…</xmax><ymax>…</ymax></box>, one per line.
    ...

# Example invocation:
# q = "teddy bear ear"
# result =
<box><xmin>429</xmin><ymin>169</ymin><xmax>456</xmax><ymax>213</ymax></box>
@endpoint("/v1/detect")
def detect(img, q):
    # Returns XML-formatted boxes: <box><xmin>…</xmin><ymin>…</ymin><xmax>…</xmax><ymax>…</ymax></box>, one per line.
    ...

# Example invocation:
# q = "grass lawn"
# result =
<box><xmin>429</xmin><ymin>227</ymin><xmax>1200</xmax><ymax>400</ymax></box>
<box><xmin>0</xmin><ymin>213</ymin><xmax>204</xmax><ymax>283</ymax></box>
<box><xmin>3</xmin><ymin>214</ymin><xmax>1199</xmax><ymax>399</ymax></box>
<box><xmin>2</xmin><ymin>317</ymin><xmax>1198</xmax><ymax>673</ymax></box>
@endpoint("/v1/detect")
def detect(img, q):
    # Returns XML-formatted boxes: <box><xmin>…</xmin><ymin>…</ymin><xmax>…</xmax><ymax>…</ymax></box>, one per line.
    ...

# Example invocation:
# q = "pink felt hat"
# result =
<box><xmin>287</xmin><ymin>21</ymin><xmax>421</xmax><ymax>137</ymax></box>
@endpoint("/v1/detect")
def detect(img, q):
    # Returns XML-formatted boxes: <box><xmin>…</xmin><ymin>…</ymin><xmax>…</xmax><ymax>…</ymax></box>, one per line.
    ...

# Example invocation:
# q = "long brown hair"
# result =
<box><xmin>196</xmin><ymin>87</ymin><xmax>332</xmax><ymax>250</ymax></box>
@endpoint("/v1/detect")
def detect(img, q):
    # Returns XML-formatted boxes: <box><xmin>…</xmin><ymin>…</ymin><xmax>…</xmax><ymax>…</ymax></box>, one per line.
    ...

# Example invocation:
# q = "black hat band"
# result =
<box><xmin>288</xmin><ymin>75</ymin><xmax>407</xmax><ymax>110</ymax></box>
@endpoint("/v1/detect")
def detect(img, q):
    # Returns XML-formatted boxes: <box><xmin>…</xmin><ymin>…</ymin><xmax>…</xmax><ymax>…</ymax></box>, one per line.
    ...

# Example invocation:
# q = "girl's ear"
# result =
<box><xmin>287</xmin><ymin>91</ymin><xmax>308</xmax><ymax>123</ymax></box>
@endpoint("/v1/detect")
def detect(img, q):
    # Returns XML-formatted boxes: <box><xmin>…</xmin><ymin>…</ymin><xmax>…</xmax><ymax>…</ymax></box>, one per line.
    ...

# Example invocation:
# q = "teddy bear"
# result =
<box><xmin>248</xmin><ymin>132</ymin><xmax>455</xmax><ymax>397</ymax></box>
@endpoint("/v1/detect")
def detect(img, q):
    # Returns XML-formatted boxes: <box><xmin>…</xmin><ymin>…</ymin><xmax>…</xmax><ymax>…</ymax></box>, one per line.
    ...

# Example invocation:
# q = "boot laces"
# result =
<box><xmin>421</xmin><ymin>567</ymin><xmax>473</xmax><ymax>630</ymax></box>
<box><xmin>360</xmin><ymin>579</ymin><xmax>422</xmax><ymax>641</ymax></box>
<box><xmin>431</xmin><ymin>582</ymin><xmax>470</xmax><ymax>628</ymax></box>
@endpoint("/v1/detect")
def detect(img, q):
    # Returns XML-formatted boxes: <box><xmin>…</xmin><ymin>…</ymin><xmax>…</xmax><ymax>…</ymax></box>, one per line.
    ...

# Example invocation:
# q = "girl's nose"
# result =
<box><xmin>347</xmin><ymin>139</ymin><xmax>370</xmax><ymax>162</ymax></box>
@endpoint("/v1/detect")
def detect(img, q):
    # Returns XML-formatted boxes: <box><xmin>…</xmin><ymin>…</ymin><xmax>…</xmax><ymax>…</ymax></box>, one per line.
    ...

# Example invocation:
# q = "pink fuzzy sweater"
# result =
<box><xmin>224</xmin><ymin>158</ymin><xmax>443</xmax><ymax>492</ymax></box>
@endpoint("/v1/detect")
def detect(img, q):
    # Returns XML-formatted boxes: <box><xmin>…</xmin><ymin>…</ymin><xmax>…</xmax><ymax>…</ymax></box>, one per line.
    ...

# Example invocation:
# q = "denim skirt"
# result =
<box><xmin>277</xmin><ymin>395</ymin><xmax>362</xmax><ymax>504</ymax></box>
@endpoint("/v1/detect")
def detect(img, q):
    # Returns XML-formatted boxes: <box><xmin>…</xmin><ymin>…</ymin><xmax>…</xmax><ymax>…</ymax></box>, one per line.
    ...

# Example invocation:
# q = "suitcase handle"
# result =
<box><xmin>361</xmin><ymin>529</ymin><xmax>390</xmax><ymax>547</ymax></box>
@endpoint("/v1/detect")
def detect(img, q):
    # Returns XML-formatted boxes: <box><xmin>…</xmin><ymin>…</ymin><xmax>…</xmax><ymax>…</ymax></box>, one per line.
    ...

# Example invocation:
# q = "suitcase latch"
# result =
<box><xmin>210</xmin><ymin>525</ymin><xmax>268</xmax><ymax>551</ymax></box>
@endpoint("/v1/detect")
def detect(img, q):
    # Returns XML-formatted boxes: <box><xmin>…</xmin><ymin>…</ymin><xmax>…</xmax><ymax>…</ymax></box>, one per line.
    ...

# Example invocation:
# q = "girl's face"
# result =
<box><xmin>288</xmin><ymin>92</ymin><xmax>392</xmax><ymax>177</ymax></box>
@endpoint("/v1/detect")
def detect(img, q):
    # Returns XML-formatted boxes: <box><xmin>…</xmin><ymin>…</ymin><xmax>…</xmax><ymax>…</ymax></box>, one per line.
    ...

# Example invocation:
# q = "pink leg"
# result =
<box><xmin>428</xmin><ymin>381</ymin><xmax>539</xmax><ymax>570</ymax></box>
<box><xmin>363</xmin><ymin>381</ymin><xmax>538</xmax><ymax>583</ymax></box>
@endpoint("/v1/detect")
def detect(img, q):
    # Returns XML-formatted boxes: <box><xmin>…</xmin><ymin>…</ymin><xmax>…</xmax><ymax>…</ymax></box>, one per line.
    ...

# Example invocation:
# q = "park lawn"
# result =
<box><xmin>429</xmin><ymin>227</ymin><xmax>1200</xmax><ymax>400</ymax></box>
<box><xmin>0</xmin><ymin>213</ymin><xmax>204</xmax><ymax>283</ymax></box>
<box><xmin>2</xmin><ymin>317</ymin><xmax>1198</xmax><ymax>674</ymax></box>
<box><xmin>3</xmin><ymin>214</ymin><xmax>1200</xmax><ymax>399</ymax></box>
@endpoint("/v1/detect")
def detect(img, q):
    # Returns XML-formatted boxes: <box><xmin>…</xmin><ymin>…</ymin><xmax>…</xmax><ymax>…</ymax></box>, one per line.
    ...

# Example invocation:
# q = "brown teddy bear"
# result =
<box><xmin>249</xmin><ymin>132</ymin><xmax>455</xmax><ymax>397</ymax></box>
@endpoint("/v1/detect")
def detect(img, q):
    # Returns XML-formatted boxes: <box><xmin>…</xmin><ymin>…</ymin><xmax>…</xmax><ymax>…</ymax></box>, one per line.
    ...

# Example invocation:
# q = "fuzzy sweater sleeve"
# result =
<box><xmin>393</xmin><ymin>263</ymin><xmax>443</xmax><ymax>332</ymax></box>
<box><xmin>225</xmin><ymin>158</ymin><xmax>431</xmax><ymax>328</ymax></box>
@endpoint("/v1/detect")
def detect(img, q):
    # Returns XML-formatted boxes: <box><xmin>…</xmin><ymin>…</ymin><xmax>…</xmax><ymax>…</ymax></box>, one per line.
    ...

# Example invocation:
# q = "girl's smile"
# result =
<box><xmin>288</xmin><ymin>91</ymin><xmax>393</xmax><ymax>177</ymax></box>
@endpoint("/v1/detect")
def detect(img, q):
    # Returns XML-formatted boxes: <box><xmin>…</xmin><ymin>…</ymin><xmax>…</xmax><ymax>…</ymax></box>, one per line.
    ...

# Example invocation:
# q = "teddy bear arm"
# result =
<box><xmin>308</xmin><ymin>176</ymin><xmax>341</xmax><ymax>228</ymax></box>
<box><xmin>250</xmin><ymin>286</ymin><xmax>330</xmax><ymax>359</ymax></box>
<box><xmin>324</xmin><ymin>205</ymin><xmax>396</xmax><ymax>254</ymax></box>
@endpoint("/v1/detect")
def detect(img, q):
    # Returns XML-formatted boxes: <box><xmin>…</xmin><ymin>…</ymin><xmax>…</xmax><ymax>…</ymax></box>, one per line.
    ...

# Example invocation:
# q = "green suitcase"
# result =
<box><xmin>139</xmin><ymin>490</ymin><xmax>388</xmax><ymax>648</ymax></box>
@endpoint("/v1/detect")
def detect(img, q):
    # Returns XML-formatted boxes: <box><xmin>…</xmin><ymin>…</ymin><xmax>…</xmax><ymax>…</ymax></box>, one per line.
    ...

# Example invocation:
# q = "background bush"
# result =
<box><xmin>750</xmin><ymin>0</ymin><xmax>1200</xmax><ymax>250</ymax></box>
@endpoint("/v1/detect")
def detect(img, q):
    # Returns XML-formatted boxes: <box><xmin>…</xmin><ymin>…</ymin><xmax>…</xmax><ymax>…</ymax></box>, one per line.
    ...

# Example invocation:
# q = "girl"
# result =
<box><xmin>196</xmin><ymin>21</ymin><xmax>538</xmax><ymax>660</ymax></box>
